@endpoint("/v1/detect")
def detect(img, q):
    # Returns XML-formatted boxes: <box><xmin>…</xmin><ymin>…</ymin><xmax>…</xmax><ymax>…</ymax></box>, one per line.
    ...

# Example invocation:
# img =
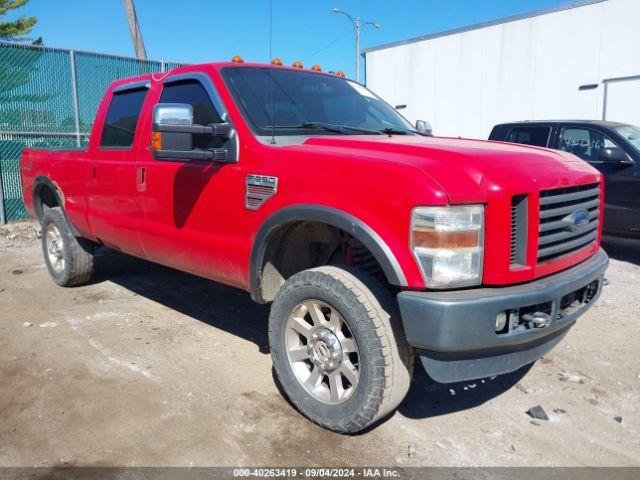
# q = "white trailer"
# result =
<box><xmin>363</xmin><ymin>0</ymin><xmax>640</xmax><ymax>139</ymax></box>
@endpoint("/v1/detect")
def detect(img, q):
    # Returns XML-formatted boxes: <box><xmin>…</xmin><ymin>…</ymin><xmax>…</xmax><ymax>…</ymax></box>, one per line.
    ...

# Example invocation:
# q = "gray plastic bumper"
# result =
<box><xmin>397</xmin><ymin>249</ymin><xmax>609</xmax><ymax>383</ymax></box>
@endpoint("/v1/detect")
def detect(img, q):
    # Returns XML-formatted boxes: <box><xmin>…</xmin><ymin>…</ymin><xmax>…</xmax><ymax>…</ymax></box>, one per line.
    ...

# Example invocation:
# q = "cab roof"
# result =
<box><xmin>170</xmin><ymin>61</ymin><xmax>346</xmax><ymax>79</ymax></box>
<box><xmin>495</xmin><ymin>119</ymin><xmax>630</xmax><ymax>128</ymax></box>
<box><xmin>108</xmin><ymin>61</ymin><xmax>347</xmax><ymax>92</ymax></box>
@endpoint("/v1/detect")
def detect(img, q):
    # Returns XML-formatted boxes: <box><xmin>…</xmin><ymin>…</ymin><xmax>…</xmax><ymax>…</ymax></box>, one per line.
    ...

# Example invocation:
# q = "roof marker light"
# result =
<box><xmin>271</xmin><ymin>58</ymin><xmax>283</xmax><ymax>65</ymax></box>
<box><xmin>335</xmin><ymin>70</ymin><xmax>345</xmax><ymax>78</ymax></box>
<box><xmin>292</xmin><ymin>60</ymin><xmax>303</xmax><ymax>68</ymax></box>
<box><xmin>231</xmin><ymin>55</ymin><xmax>244</xmax><ymax>63</ymax></box>
<box><xmin>311</xmin><ymin>64</ymin><xmax>322</xmax><ymax>72</ymax></box>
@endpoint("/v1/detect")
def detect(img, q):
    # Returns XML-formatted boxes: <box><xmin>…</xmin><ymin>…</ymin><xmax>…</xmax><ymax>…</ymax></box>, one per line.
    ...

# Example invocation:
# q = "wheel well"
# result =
<box><xmin>34</xmin><ymin>183</ymin><xmax>60</xmax><ymax>221</ymax></box>
<box><xmin>258</xmin><ymin>221</ymin><xmax>388</xmax><ymax>302</ymax></box>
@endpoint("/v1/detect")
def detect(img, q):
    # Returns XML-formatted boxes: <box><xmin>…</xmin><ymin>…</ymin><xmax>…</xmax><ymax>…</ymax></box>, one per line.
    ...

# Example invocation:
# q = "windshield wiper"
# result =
<box><xmin>264</xmin><ymin>121</ymin><xmax>380</xmax><ymax>135</ymax></box>
<box><xmin>379</xmin><ymin>126</ymin><xmax>426</xmax><ymax>136</ymax></box>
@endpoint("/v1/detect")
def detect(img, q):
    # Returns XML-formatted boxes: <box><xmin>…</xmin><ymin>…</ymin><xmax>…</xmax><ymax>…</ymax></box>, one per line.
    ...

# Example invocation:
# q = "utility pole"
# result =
<box><xmin>332</xmin><ymin>8</ymin><xmax>380</xmax><ymax>83</ymax></box>
<box><xmin>122</xmin><ymin>0</ymin><xmax>147</xmax><ymax>60</ymax></box>
<box><xmin>354</xmin><ymin>17</ymin><xmax>360</xmax><ymax>83</ymax></box>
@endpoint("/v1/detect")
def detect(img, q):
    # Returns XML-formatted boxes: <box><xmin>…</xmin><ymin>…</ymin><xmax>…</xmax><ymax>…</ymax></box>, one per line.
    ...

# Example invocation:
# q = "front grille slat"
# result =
<box><xmin>538</xmin><ymin>220</ymin><xmax>599</xmax><ymax>246</ymax></box>
<box><xmin>538</xmin><ymin>230</ymin><xmax>598</xmax><ymax>260</ymax></box>
<box><xmin>539</xmin><ymin>187</ymin><xmax>600</xmax><ymax>206</ymax></box>
<box><xmin>537</xmin><ymin>182</ymin><xmax>600</xmax><ymax>263</ymax></box>
<box><xmin>539</xmin><ymin>209</ymin><xmax>599</xmax><ymax>232</ymax></box>
<box><xmin>539</xmin><ymin>198</ymin><xmax>599</xmax><ymax>220</ymax></box>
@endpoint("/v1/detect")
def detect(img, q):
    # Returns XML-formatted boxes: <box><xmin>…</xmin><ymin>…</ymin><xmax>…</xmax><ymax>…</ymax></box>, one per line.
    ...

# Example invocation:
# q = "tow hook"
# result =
<box><xmin>521</xmin><ymin>312</ymin><xmax>551</xmax><ymax>329</ymax></box>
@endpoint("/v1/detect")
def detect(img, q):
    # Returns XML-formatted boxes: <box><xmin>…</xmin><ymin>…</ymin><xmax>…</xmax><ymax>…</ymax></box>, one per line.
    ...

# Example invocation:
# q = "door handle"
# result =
<box><xmin>136</xmin><ymin>167</ymin><xmax>146</xmax><ymax>192</ymax></box>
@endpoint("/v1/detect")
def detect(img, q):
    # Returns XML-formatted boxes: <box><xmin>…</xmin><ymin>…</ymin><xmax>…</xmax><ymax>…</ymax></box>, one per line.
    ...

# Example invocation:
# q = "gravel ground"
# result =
<box><xmin>0</xmin><ymin>220</ymin><xmax>638</xmax><ymax>467</ymax></box>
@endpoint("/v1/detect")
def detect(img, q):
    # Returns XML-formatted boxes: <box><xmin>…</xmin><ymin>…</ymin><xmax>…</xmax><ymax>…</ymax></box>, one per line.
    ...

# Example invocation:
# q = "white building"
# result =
<box><xmin>363</xmin><ymin>0</ymin><xmax>640</xmax><ymax>139</ymax></box>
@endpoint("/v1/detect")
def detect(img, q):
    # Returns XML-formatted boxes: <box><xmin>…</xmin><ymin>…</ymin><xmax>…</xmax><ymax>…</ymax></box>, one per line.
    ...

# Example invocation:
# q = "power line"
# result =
<box><xmin>302</xmin><ymin>29</ymin><xmax>353</xmax><ymax>61</ymax></box>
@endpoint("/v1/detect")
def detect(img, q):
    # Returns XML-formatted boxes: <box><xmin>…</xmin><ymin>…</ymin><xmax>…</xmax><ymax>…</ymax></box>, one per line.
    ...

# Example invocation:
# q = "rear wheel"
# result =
<box><xmin>41</xmin><ymin>207</ymin><xmax>94</xmax><ymax>286</ymax></box>
<box><xmin>269</xmin><ymin>265</ymin><xmax>413</xmax><ymax>433</ymax></box>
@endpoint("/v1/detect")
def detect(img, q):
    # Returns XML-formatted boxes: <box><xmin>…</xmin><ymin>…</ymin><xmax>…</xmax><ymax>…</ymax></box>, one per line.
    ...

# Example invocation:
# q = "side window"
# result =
<box><xmin>560</xmin><ymin>128</ymin><xmax>620</xmax><ymax>161</ymax></box>
<box><xmin>505</xmin><ymin>126</ymin><xmax>550</xmax><ymax>147</ymax></box>
<box><xmin>159</xmin><ymin>79</ymin><xmax>222</xmax><ymax>149</ymax></box>
<box><xmin>100</xmin><ymin>87</ymin><xmax>148</xmax><ymax>148</ymax></box>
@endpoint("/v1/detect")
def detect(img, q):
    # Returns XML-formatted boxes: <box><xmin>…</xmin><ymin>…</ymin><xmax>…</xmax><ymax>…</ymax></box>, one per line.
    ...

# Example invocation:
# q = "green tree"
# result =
<box><xmin>0</xmin><ymin>0</ymin><xmax>45</xmax><ymax>127</ymax></box>
<box><xmin>0</xmin><ymin>0</ymin><xmax>37</xmax><ymax>42</ymax></box>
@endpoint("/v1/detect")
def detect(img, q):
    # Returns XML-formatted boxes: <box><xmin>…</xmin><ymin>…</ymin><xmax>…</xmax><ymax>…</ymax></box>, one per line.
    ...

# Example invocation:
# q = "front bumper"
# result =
<box><xmin>397</xmin><ymin>249</ymin><xmax>609</xmax><ymax>383</ymax></box>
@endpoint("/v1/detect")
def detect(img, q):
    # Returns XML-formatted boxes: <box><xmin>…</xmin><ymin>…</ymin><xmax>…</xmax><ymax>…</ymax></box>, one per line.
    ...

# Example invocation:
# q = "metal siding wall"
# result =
<box><xmin>531</xmin><ymin>4</ymin><xmax>603</xmax><ymax>121</ymax></box>
<box><xmin>479</xmin><ymin>18</ymin><xmax>538</xmax><ymax>136</ymax></box>
<box><xmin>365</xmin><ymin>0</ymin><xmax>640</xmax><ymax>139</ymax></box>
<box><xmin>605</xmin><ymin>78</ymin><xmax>640</xmax><ymax>125</ymax></box>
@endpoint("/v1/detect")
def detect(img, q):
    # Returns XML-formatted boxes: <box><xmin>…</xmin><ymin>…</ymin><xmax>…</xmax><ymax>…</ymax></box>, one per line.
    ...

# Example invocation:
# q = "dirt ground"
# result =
<box><xmin>0</xmin><ymin>220</ymin><xmax>638</xmax><ymax>468</ymax></box>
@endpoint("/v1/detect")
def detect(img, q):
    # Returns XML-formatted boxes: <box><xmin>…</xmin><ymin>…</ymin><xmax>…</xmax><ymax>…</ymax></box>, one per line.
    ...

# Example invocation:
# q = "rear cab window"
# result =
<box><xmin>505</xmin><ymin>126</ymin><xmax>551</xmax><ymax>147</ymax></box>
<box><xmin>100</xmin><ymin>87</ymin><xmax>148</xmax><ymax>149</ymax></box>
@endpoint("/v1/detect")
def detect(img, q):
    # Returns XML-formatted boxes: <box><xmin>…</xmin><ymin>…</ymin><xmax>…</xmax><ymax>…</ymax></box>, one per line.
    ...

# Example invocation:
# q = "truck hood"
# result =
<box><xmin>302</xmin><ymin>135</ymin><xmax>601</xmax><ymax>203</ymax></box>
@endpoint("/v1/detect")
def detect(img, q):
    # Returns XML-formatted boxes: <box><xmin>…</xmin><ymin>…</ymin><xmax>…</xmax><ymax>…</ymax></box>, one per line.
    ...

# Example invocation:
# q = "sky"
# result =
<box><xmin>9</xmin><ymin>0</ymin><xmax>572</xmax><ymax>79</ymax></box>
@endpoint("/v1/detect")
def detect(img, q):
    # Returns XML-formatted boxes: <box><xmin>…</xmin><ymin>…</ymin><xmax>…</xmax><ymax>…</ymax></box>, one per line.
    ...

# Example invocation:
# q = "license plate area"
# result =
<box><xmin>558</xmin><ymin>279</ymin><xmax>600</xmax><ymax>319</ymax></box>
<box><xmin>496</xmin><ymin>278</ymin><xmax>601</xmax><ymax>335</ymax></box>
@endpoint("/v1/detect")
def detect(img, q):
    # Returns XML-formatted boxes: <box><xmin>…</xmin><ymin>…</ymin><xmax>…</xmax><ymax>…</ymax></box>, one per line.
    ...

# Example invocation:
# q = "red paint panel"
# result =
<box><xmin>19</xmin><ymin>63</ymin><xmax>604</xmax><ymax>294</ymax></box>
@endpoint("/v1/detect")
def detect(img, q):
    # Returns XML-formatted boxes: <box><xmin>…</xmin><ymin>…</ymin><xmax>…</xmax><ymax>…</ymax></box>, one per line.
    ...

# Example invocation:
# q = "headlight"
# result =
<box><xmin>411</xmin><ymin>205</ymin><xmax>484</xmax><ymax>288</ymax></box>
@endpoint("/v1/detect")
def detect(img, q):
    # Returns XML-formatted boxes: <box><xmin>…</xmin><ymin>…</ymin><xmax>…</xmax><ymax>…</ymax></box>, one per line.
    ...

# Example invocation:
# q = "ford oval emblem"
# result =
<box><xmin>568</xmin><ymin>209</ymin><xmax>590</xmax><ymax>232</ymax></box>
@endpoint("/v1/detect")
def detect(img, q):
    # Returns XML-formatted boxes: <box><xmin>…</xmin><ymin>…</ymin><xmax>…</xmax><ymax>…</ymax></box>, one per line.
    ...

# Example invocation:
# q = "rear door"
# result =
<box><xmin>86</xmin><ymin>82</ymin><xmax>149</xmax><ymax>256</ymax></box>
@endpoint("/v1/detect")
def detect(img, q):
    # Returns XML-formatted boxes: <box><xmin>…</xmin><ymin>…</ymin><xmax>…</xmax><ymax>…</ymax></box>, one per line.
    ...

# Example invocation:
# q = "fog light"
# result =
<box><xmin>495</xmin><ymin>311</ymin><xmax>507</xmax><ymax>332</ymax></box>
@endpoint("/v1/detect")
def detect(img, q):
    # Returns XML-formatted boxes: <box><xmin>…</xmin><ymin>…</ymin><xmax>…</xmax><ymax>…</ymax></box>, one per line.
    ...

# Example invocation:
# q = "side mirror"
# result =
<box><xmin>598</xmin><ymin>147</ymin><xmax>634</xmax><ymax>165</ymax></box>
<box><xmin>415</xmin><ymin>120</ymin><xmax>433</xmax><ymax>136</ymax></box>
<box><xmin>151</xmin><ymin>103</ymin><xmax>234</xmax><ymax>163</ymax></box>
<box><xmin>154</xmin><ymin>103</ymin><xmax>194</xmax><ymax>126</ymax></box>
<box><xmin>152</xmin><ymin>103</ymin><xmax>194</xmax><ymax>155</ymax></box>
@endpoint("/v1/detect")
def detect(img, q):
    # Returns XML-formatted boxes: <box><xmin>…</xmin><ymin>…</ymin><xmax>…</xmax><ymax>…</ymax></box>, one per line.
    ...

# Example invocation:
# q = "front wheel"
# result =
<box><xmin>269</xmin><ymin>265</ymin><xmax>413</xmax><ymax>433</ymax></box>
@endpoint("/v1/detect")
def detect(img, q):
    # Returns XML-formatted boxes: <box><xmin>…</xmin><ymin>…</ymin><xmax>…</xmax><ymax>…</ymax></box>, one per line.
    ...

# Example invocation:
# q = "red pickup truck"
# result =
<box><xmin>21</xmin><ymin>60</ymin><xmax>608</xmax><ymax>433</ymax></box>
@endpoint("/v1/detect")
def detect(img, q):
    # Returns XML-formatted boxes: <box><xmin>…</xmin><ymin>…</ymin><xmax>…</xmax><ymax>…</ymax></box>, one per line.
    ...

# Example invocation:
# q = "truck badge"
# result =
<box><xmin>567</xmin><ymin>209</ymin><xmax>590</xmax><ymax>232</ymax></box>
<box><xmin>245</xmin><ymin>175</ymin><xmax>278</xmax><ymax>210</ymax></box>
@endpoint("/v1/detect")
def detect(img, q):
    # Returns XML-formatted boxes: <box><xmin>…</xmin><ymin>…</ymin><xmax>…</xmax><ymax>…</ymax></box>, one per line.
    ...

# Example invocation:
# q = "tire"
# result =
<box><xmin>269</xmin><ymin>265</ymin><xmax>414</xmax><ymax>433</ymax></box>
<box><xmin>41</xmin><ymin>207</ymin><xmax>94</xmax><ymax>286</ymax></box>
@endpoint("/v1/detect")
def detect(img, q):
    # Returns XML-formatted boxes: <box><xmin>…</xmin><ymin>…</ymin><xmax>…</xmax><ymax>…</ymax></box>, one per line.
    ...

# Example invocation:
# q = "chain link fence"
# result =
<box><xmin>0</xmin><ymin>41</ymin><xmax>183</xmax><ymax>223</ymax></box>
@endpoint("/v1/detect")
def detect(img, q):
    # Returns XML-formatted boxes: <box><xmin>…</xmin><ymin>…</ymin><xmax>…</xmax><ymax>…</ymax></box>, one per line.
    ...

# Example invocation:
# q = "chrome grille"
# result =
<box><xmin>538</xmin><ymin>183</ymin><xmax>600</xmax><ymax>263</ymax></box>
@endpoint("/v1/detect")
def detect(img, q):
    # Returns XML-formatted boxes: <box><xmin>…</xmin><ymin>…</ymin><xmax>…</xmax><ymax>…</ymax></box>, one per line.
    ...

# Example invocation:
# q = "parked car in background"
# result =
<box><xmin>490</xmin><ymin>120</ymin><xmax>640</xmax><ymax>238</ymax></box>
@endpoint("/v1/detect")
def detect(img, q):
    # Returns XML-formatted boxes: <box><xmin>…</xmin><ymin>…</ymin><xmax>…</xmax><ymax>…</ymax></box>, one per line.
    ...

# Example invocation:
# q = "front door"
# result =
<box><xmin>605</xmin><ymin>159</ymin><xmax>640</xmax><ymax>235</ymax></box>
<box><xmin>135</xmin><ymin>74</ymin><xmax>246</xmax><ymax>287</ymax></box>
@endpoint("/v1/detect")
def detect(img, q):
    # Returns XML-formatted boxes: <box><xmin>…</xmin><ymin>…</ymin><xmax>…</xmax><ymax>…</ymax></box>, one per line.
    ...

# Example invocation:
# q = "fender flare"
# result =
<box><xmin>32</xmin><ymin>176</ymin><xmax>81</xmax><ymax>237</ymax></box>
<box><xmin>250</xmin><ymin>204</ymin><xmax>407</xmax><ymax>303</ymax></box>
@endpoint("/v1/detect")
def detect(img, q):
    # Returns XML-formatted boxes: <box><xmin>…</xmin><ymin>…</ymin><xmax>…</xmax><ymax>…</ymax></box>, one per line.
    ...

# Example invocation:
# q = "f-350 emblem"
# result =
<box><xmin>245</xmin><ymin>174</ymin><xmax>278</xmax><ymax>210</ymax></box>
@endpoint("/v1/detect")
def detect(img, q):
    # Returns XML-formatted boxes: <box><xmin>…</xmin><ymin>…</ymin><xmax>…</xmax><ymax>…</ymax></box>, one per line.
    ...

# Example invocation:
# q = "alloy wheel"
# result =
<box><xmin>285</xmin><ymin>299</ymin><xmax>360</xmax><ymax>404</ymax></box>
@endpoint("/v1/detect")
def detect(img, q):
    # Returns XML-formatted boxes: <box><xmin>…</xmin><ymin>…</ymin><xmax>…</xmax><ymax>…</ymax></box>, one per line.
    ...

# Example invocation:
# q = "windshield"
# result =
<box><xmin>614</xmin><ymin>124</ymin><xmax>640</xmax><ymax>153</ymax></box>
<box><xmin>221</xmin><ymin>66</ymin><xmax>414</xmax><ymax>137</ymax></box>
